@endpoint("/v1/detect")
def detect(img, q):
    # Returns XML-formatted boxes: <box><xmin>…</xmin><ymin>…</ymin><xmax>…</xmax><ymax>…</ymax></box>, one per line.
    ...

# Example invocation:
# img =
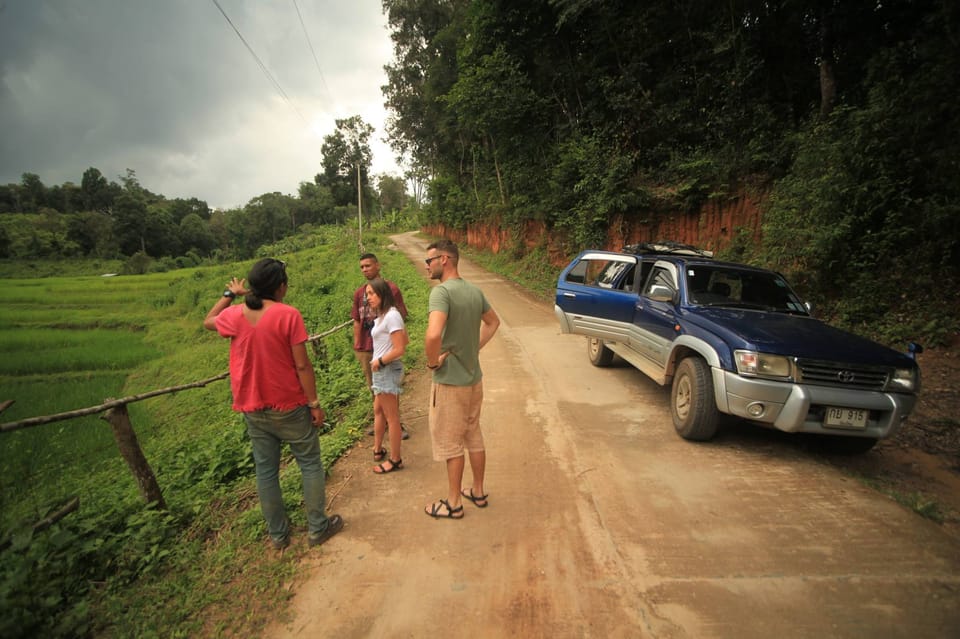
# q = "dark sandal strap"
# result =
<box><xmin>429</xmin><ymin>498</ymin><xmax>463</xmax><ymax>518</ymax></box>
<box><xmin>374</xmin><ymin>458</ymin><xmax>403</xmax><ymax>473</ymax></box>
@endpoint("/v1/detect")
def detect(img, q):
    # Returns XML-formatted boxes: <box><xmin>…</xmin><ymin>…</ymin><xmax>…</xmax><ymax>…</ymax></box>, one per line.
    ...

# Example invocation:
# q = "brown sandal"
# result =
<box><xmin>373</xmin><ymin>448</ymin><xmax>386</xmax><ymax>462</ymax></box>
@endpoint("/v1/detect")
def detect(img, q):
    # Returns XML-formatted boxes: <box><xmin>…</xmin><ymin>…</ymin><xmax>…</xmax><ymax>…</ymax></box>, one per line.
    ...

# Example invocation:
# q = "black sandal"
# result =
<box><xmin>425</xmin><ymin>498</ymin><xmax>464</xmax><ymax>519</ymax></box>
<box><xmin>373</xmin><ymin>458</ymin><xmax>403</xmax><ymax>474</ymax></box>
<box><xmin>461</xmin><ymin>488</ymin><xmax>489</xmax><ymax>508</ymax></box>
<box><xmin>373</xmin><ymin>448</ymin><xmax>386</xmax><ymax>462</ymax></box>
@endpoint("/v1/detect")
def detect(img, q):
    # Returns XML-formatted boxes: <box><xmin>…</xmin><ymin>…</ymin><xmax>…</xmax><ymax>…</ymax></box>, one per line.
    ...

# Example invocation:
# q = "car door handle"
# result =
<box><xmin>562</xmin><ymin>292</ymin><xmax>576</xmax><ymax>298</ymax></box>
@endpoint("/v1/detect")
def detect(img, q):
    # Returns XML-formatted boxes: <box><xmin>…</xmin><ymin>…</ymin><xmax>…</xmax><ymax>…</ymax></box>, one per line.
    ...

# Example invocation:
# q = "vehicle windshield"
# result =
<box><xmin>684</xmin><ymin>265</ymin><xmax>808</xmax><ymax>314</ymax></box>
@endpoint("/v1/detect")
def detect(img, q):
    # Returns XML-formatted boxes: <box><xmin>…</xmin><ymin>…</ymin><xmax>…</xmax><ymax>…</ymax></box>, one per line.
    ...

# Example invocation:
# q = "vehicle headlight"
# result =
<box><xmin>886</xmin><ymin>367</ymin><xmax>919</xmax><ymax>393</ymax></box>
<box><xmin>734</xmin><ymin>350</ymin><xmax>793</xmax><ymax>379</ymax></box>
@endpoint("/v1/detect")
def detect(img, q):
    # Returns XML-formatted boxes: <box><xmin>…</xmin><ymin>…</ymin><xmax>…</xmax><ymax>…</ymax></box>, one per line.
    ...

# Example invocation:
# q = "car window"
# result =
<box><xmin>565</xmin><ymin>257</ymin><xmax>636</xmax><ymax>290</ymax></box>
<box><xmin>642</xmin><ymin>266</ymin><xmax>675</xmax><ymax>297</ymax></box>
<box><xmin>686</xmin><ymin>265</ymin><xmax>807</xmax><ymax>313</ymax></box>
<box><xmin>637</xmin><ymin>261</ymin><xmax>655</xmax><ymax>291</ymax></box>
<box><xmin>619</xmin><ymin>264</ymin><xmax>636</xmax><ymax>291</ymax></box>
<box><xmin>564</xmin><ymin>260</ymin><xmax>588</xmax><ymax>284</ymax></box>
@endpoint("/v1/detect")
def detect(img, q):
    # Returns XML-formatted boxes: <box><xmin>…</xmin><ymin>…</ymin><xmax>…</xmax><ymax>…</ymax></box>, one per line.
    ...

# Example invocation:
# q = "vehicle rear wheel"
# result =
<box><xmin>671</xmin><ymin>357</ymin><xmax>719</xmax><ymax>441</ymax></box>
<box><xmin>587</xmin><ymin>337</ymin><xmax>614</xmax><ymax>367</ymax></box>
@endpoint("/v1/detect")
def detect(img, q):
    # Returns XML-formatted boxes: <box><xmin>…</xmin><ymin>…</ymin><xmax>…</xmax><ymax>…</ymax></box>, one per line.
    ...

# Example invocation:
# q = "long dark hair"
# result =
<box><xmin>245</xmin><ymin>258</ymin><xmax>287</xmax><ymax>310</ymax></box>
<box><xmin>367</xmin><ymin>277</ymin><xmax>395</xmax><ymax>316</ymax></box>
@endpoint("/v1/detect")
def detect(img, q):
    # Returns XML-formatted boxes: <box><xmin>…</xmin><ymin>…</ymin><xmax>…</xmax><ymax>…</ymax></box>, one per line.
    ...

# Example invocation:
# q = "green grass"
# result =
<box><xmin>0</xmin><ymin>225</ymin><xmax>432</xmax><ymax>638</ymax></box>
<box><xmin>858</xmin><ymin>477</ymin><xmax>949</xmax><ymax>524</ymax></box>
<box><xmin>0</xmin><ymin>257</ymin><xmax>124</xmax><ymax>279</ymax></box>
<box><xmin>0</xmin><ymin>330</ymin><xmax>161</xmax><ymax>374</ymax></box>
<box><xmin>458</xmin><ymin>243</ymin><xmax>561</xmax><ymax>302</ymax></box>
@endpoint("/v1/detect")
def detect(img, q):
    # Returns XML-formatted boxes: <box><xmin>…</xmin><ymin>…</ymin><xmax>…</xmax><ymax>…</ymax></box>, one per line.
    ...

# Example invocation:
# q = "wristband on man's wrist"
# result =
<box><xmin>307</xmin><ymin>399</ymin><xmax>322</xmax><ymax>409</ymax></box>
<box><xmin>222</xmin><ymin>289</ymin><xmax>236</xmax><ymax>299</ymax></box>
<box><xmin>426</xmin><ymin>362</ymin><xmax>439</xmax><ymax>369</ymax></box>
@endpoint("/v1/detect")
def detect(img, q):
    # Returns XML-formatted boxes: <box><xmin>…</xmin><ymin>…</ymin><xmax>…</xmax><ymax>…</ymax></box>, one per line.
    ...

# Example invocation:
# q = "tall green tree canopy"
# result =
<box><xmin>381</xmin><ymin>0</ymin><xmax>960</xmax><ymax>340</ymax></box>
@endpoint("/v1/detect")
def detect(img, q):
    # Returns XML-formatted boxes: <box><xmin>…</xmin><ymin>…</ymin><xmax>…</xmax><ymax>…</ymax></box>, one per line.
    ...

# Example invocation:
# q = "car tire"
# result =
<box><xmin>671</xmin><ymin>357</ymin><xmax>719</xmax><ymax>441</ymax></box>
<box><xmin>587</xmin><ymin>337</ymin><xmax>615</xmax><ymax>367</ymax></box>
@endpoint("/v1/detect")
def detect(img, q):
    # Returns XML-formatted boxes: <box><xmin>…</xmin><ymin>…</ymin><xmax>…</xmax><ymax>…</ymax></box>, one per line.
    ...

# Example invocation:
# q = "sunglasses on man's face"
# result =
<box><xmin>424</xmin><ymin>255</ymin><xmax>443</xmax><ymax>265</ymax></box>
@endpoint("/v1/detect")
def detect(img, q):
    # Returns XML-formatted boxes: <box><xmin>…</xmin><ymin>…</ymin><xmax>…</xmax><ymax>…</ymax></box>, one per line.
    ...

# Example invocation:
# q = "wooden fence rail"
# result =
<box><xmin>0</xmin><ymin>320</ymin><xmax>352</xmax><ymax>514</ymax></box>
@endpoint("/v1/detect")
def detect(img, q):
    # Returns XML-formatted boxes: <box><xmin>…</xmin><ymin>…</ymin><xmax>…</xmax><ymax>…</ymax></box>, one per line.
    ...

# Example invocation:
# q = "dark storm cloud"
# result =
<box><xmin>0</xmin><ymin>0</ymin><xmax>396</xmax><ymax>208</ymax></box>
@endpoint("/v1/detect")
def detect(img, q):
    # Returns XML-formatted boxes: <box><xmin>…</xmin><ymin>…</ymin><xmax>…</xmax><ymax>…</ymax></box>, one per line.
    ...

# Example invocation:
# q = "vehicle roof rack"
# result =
<box><xmin>622</xmin><ymin>241</ymin><xmax>714</xmax><ymax>259</ymax></box>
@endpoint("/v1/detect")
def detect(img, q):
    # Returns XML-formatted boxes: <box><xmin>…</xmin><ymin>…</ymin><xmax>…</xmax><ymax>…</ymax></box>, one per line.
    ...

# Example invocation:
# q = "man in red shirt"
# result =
<box><xmin>352</xmin><ymin>252</ymin><xmax>410</xmax><ymax>438</ymax></box>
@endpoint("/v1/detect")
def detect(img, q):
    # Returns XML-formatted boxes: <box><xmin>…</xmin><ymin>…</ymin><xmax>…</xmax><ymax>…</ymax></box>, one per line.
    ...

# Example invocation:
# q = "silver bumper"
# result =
<box><xmin>719</xmin><ymin>370</ymin><xmax>917</xmax><ymax>439</ymax></box>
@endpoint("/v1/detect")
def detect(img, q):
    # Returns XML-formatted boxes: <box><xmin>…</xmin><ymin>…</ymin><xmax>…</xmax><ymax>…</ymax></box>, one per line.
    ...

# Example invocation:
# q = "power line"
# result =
<box><xmin>292</xmin><ymin>0</ymin><xmax>332</xmax><ymax>99</ymax></box>
<box><xmin>210</xmin><ymin>0</ymin><xmax>308</xmax><ymax>125</ymax></box>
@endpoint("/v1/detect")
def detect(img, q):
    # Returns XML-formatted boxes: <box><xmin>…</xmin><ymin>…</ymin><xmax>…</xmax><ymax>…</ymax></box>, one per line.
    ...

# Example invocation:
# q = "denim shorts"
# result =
<box><xmin>372</xmin><ymin>360</ymin><xmax>404</xmax><ymax>395</ymax></box>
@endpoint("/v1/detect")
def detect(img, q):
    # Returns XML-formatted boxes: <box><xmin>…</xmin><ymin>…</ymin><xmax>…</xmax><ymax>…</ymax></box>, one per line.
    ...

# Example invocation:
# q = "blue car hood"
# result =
<box><xmin>684</xmin><ymin>308</ymin><xmax>915</xmax><ymax>367</ymax></box>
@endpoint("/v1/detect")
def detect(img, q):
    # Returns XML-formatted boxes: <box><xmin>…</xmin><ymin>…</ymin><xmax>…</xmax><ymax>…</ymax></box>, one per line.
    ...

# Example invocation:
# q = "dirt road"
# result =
<box><xmin>266</xmin><ymin>231</ymin><xmax>960</xmax><ymax>638</ymax></box>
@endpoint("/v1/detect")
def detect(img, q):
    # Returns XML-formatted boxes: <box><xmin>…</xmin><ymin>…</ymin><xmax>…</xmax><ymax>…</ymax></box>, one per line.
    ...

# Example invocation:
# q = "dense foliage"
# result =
<box><xmin>382</xmin><ymin>0</ymin><xmax>960</xmax><ymax>341</ymax></box>
<box><xmin>0</xmin><ymin>117</ymin><xmax>413</xmax><ymax>265</ymax></box>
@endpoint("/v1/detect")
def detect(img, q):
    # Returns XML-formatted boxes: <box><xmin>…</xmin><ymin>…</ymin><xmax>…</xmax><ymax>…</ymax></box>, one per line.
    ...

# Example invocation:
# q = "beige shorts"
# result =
<box><xmin>428</xmin><ymin>381</ymin><xmax>484</xmax><ymax>461</ymax></box>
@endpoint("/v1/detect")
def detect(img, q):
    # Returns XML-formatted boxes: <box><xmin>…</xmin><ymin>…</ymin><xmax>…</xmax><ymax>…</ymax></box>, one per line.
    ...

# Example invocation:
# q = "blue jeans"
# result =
<box><xmin>243</xmin><ymin>406</ymin><xmax>330</xmax><ymax>544</ymax></box>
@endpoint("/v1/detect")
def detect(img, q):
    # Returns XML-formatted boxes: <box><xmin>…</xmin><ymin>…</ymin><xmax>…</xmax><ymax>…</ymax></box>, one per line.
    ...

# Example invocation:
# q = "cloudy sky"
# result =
<box><xmin>0</xmin><ymin>0</ymin><xmax>401</xmax><ymax>209</ymax></box>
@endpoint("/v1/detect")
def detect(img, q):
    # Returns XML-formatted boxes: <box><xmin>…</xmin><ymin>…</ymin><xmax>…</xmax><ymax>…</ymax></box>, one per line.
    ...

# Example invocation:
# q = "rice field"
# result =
<box><xmin>0</xmin><ymin>272</ymin><xmax>183</xmax><ymax>522</ymax></box>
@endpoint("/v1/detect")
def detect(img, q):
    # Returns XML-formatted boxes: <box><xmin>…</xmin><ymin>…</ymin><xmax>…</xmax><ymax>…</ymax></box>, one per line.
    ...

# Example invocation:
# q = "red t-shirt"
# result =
<box><xmin>215</xmin><ymin>303</ymin><xmax>309</xmax><ymax>412</ymax></box>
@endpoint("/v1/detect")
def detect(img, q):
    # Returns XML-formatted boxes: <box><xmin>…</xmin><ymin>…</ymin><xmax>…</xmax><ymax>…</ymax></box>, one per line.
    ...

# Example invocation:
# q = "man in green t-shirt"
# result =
<box><xmin>423</xmin><ymin>239</ymin><xmax>500</xmax><ymax>519</ymax></box>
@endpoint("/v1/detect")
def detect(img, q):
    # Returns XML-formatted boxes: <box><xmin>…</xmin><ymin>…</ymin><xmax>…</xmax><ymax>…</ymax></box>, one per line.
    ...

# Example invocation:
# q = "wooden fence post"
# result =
<box><xmin>101</xmin><ymin>402</ymin><xmax>166</xmax><ymax>509</ymax></box>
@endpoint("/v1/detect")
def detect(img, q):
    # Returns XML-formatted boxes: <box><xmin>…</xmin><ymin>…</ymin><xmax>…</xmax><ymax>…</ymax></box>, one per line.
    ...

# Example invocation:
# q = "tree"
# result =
<box><xmin>19</xmin><ymin>173</ymin><xmax>46</xmax><ymax>213</ymax></box>
<box><xmin>169</xmin><ymin>197</ymin><xmax>211</xmax><ymax>224</ymax></box>
<box><xmin>0</xmin><ymin>226</ymin><xmax>10</xmax><ymax>257</ymax></box>
<box><xmin>113</xmin><ymin>191</ymin><xmax>148</xmax><ymax>255</ymax></box>
<box><xmin>382</xmin><ymin>0</ymin><xmax>467</xmax><ymax>175</ymax></box>
<box><xmin>0</xmin><ymin>184</ymin><xmax>18</xmax><ymax>213</ymax></box>
<box><xmin>244</xmin><ymin>192</ymin><xmax>295</xmax><ymax>248</ymax></box>
<box><xmin>67</xmin><ymin>210</ymin><xmax>116</xmax><ymax>257</ymax></box>
<box><xmin>296</xmin><ymin>181</ymin><xmax>337</xmax><ymax>225</ymax></box>
<box><xmin>81</xmin><ymin>167</ymin><xmax>113</xmax><ymax>213</ymax></box>
<box><xmin>47</xmin><ymin>182</ymin><xmax>81</xmax><ymax>214</ymax></box>
<box><xmin>376</xmin><ymin>175</ymin><xmax>408</xmax><ymax>215</ymax></box>
<box><xmin>320</xmin><ymin>116</ymin><xmax>374</xmax><ymax>202</ymax></box>
<box><xmin>143</xmin><ymin>202</ymin><xmax>181</xmax><ymax>257</ymax></box>
<box><xmin>320</xmin><ymin>116</ymin><xmax>374</xmax><ymax>242</ymax></box>
<box><xmin>178</xmin><ymin>213</ymin><xmax>216</xmax><ymax>256</ymax></box>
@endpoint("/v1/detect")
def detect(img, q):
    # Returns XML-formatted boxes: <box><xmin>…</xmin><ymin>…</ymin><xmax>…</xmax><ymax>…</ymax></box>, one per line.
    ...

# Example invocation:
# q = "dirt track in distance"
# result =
<box><xmin>265</xmin><ymin>231</ymin><xmax>960</xmax><ymax>639</ymax></box>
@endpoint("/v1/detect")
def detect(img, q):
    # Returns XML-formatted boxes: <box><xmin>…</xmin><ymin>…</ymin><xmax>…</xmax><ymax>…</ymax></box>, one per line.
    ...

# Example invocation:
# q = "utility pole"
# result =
<box><xmin>357</xmin><ymin>160</ymin><xmax>363</xmax><ymax>250</ymax></box>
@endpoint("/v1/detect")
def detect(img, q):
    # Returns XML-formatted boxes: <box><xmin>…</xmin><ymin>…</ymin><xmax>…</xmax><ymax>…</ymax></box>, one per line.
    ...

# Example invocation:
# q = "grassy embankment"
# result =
<box><xmin>0</xmin><ymin>226</ymin><xmax>429</xmax><ymax>638</ymax></box>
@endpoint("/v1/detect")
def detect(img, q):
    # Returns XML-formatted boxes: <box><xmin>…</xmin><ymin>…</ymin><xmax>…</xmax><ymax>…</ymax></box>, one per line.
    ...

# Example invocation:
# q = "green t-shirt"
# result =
<box><xmin>428</xmin><ymin>278</ymin><xmax>491</xmax><ymax>386</ymax></box>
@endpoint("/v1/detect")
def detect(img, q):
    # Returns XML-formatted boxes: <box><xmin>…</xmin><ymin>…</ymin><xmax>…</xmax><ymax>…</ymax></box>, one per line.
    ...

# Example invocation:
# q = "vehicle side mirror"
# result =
<box><xmin>907</xmin><ymin>342</ymin><xmax>924</xmax><ymax>360</ymax></box>
<box><xmin>647</xmin><ymin>284</ymin><xmax>676</xmax><ymax>303</ymax></box>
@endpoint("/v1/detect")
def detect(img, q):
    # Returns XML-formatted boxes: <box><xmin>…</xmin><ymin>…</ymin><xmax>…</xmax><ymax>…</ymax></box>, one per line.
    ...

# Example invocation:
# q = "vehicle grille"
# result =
<box><xmin>795</xmin><ymin>359</ymin><xmax>889</xmax><ymax>391</ymax></box>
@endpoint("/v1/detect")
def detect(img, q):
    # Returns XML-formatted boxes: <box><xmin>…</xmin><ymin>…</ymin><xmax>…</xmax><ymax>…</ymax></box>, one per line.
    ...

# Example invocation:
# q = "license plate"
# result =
<box><xmin>824</xmin><ymin>407</ymin><xmax>868</xmax><ymax>429</ymax></box>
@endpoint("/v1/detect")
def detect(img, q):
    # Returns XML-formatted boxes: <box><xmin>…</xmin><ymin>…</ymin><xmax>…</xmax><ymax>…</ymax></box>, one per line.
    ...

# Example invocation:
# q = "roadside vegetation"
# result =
<box><xmin>382</xmin><ymin>0</ymin><xmax>959</xmax><ymax>349</ymax></box>
<box><xmin>0</xmin><ymin>225</ymin><xmax>427</xmax><ymax>638</ymax></box>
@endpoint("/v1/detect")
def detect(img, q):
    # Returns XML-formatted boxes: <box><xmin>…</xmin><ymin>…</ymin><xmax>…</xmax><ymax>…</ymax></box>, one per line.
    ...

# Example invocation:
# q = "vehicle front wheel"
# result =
<box><xmin>671</xmin><ymin>357</ymin><xmax>719</xmax><ymax>441</ymax></box>
<box><xmin>587</xmin><ymin>337</ymin><xmax>615</xmax><ymax>367</ymax></box>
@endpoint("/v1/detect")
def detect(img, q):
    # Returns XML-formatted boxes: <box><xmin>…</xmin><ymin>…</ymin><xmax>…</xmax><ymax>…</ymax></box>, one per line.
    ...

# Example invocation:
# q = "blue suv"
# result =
<box><xmin>554</xmin><ymin>242</ymin><xmax>921</xmax><ymax>453</ymax></box>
